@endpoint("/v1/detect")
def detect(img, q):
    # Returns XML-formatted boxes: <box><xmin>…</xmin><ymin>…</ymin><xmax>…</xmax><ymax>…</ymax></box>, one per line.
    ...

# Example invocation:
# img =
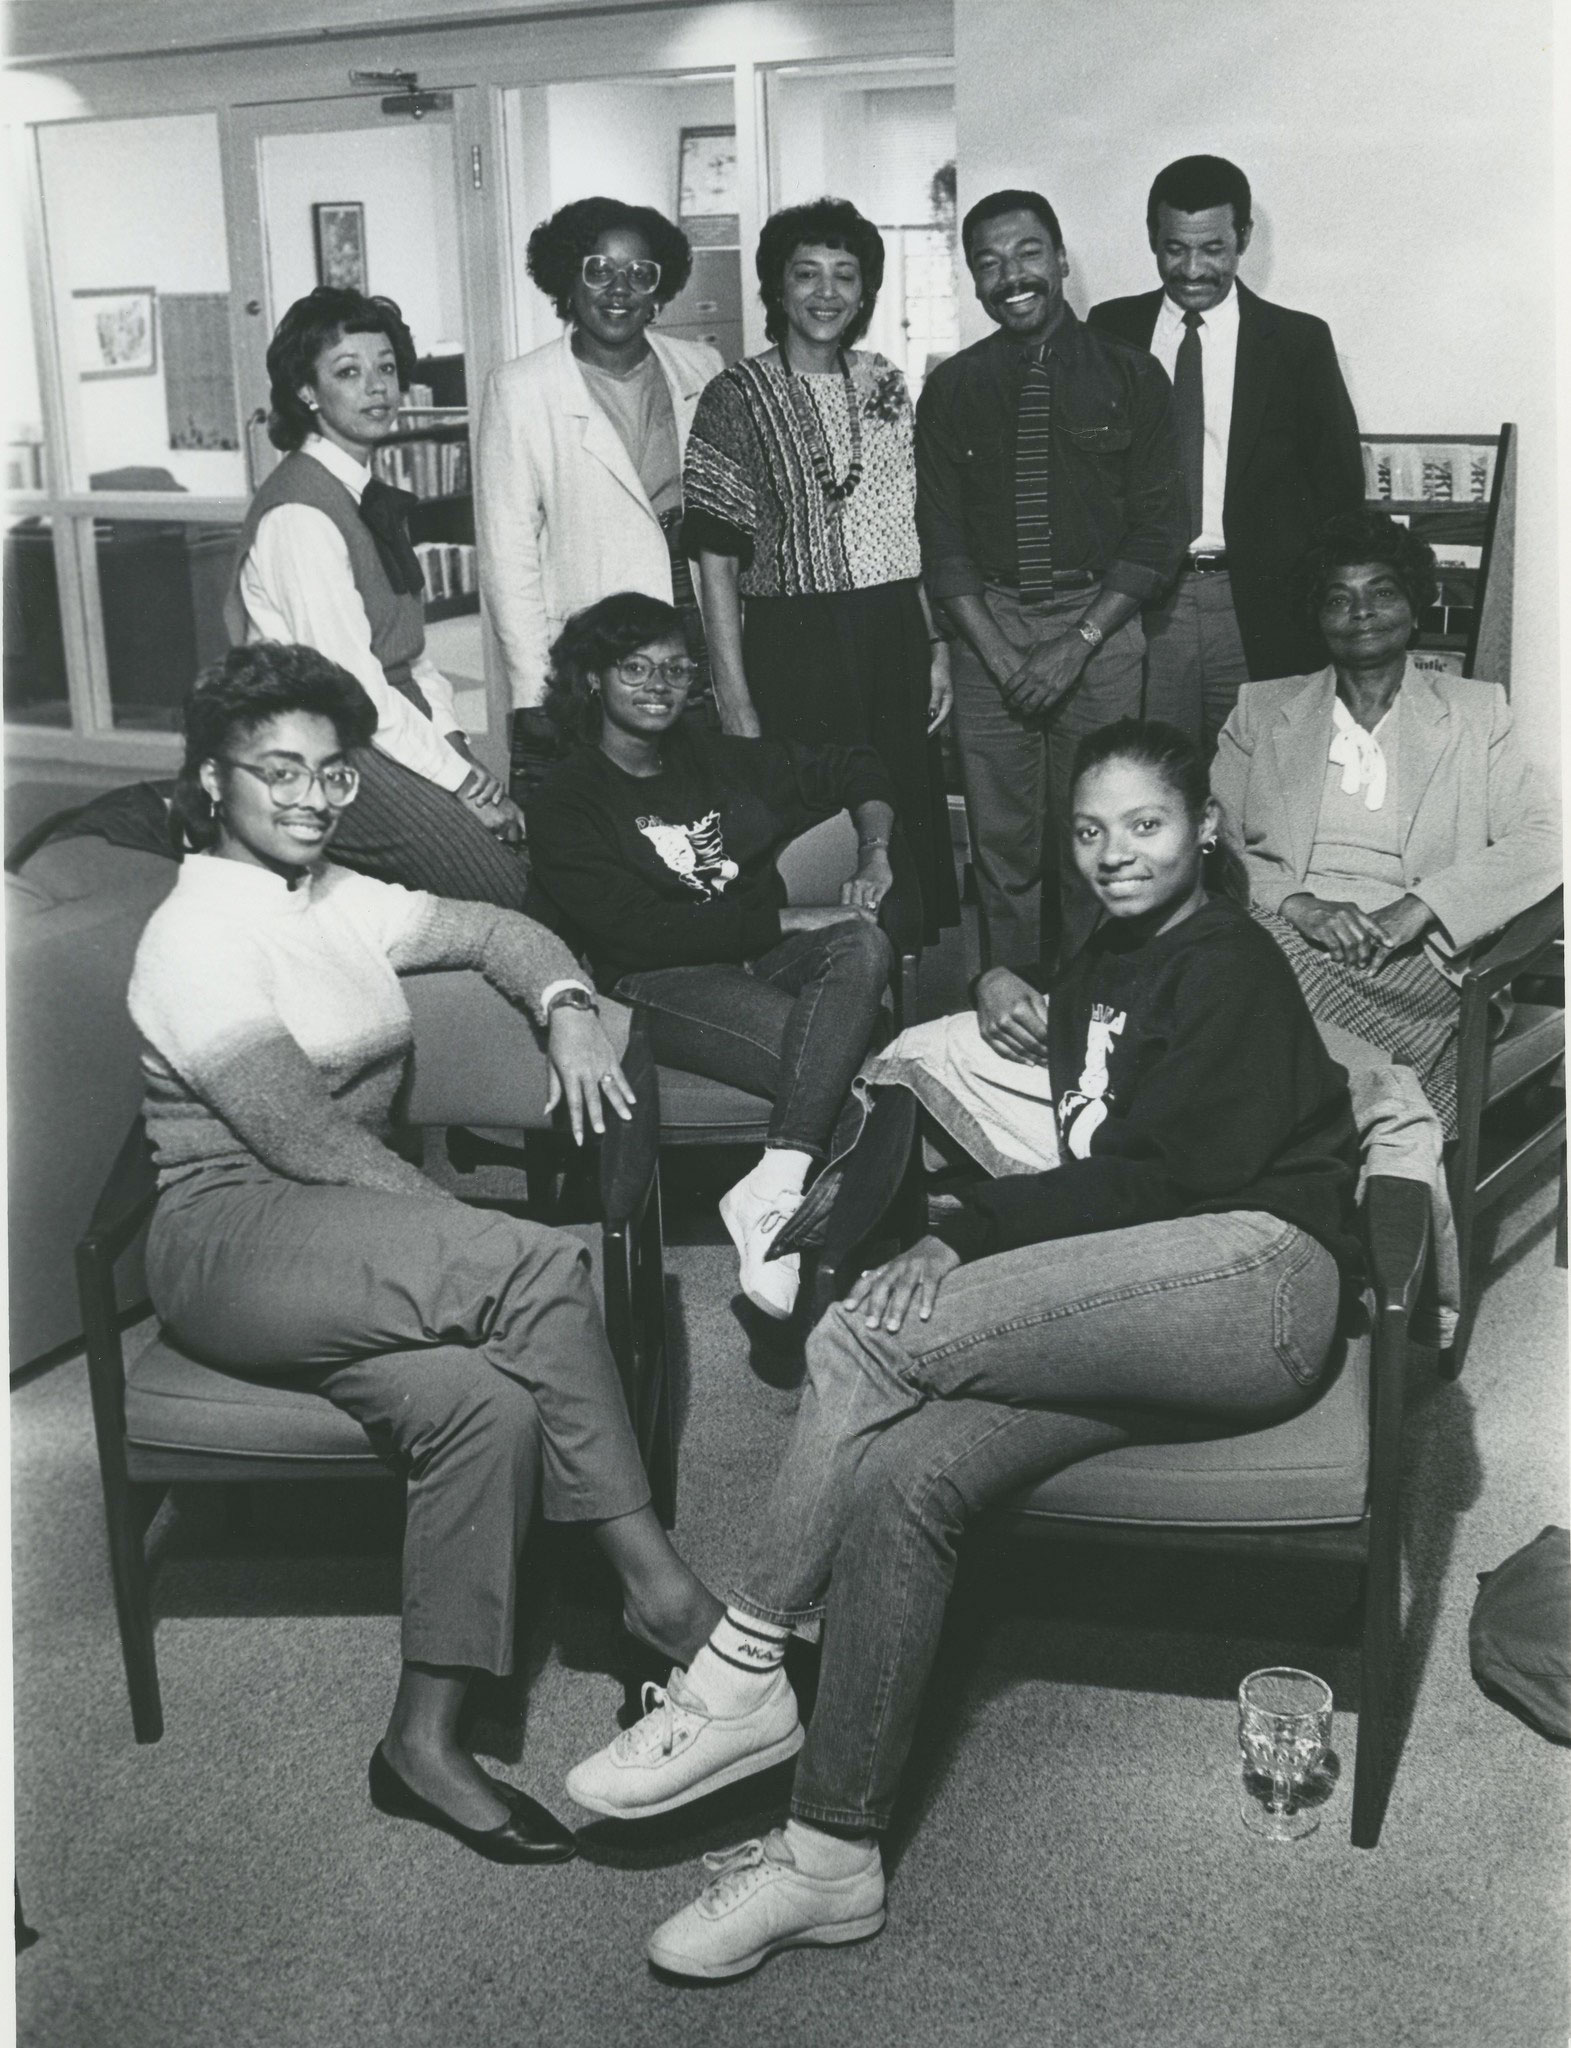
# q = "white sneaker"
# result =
<box><xmin>564</xmin><ymin>1667</ymin><xmax>803</xmax><ymax>1820</ymax></box>
<box><xmin>646</xmin><ymin>1830</ymin><xmax>886</xmax><ymax>1980</ymax></box>
<box><xmin>719</xmin><ymin>1178</ymin><xmax>802</xmax><ymax>1320</ymax></box>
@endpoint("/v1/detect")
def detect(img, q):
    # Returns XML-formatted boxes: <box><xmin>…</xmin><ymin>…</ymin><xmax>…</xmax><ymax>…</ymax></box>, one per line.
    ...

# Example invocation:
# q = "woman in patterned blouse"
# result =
<box><xmin>683</xmin><ymin>198</ymin><xmax>960</xmax><ymax>945</ymax></box>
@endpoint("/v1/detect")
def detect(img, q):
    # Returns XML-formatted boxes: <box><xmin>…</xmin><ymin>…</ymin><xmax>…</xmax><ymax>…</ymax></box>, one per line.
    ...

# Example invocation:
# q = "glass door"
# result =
<box><xmin>224</xmin><ymin>90</ymin><xmax>508</xmax><ymax>764</ymax></box>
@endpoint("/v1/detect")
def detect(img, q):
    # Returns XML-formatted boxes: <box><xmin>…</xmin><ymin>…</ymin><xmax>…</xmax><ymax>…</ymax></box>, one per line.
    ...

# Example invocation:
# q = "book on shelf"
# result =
<box><xmin>415</xmin><ymin>540</ymin><xmax>477</xmax><ymax>604</ymax></box>
<box><xmin>1361</xmin><ymin>439</ymin><xmax>1495</xmax><ymax>506</ymax></box>
<box><xmin>373</xmin><ymin>436</ymin><xmax>471</xmax><ymax>500</ymax></box>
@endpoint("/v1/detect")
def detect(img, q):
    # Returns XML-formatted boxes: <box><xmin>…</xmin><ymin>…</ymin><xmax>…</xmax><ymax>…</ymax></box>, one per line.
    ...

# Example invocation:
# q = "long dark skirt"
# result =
<box><xmin>741</xmin><ymin>579</ymin><xmax>960</xmax><ymax>945</ymax></box>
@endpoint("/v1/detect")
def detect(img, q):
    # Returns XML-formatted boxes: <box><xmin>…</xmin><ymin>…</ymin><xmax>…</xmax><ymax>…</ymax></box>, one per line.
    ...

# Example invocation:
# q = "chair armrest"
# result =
<box><xmin>1363</xmin><ymin>1173</ymin><xmax>1431</xmax><ymax>1323</ymax></box>
<box><xmin>79</xmin><ymin>1115</ymin><xmax>159</xmax><ymax>1267</ymax></box>
<box><xmin>597</xmin><ymin>1018</ymin><xmax>660</xmax><ymax>1230</ymax></box>
<box><xmin>1457</xmin><ymin>889</ymin><xmax>1563</xmax><ymax>1002</ymax></box>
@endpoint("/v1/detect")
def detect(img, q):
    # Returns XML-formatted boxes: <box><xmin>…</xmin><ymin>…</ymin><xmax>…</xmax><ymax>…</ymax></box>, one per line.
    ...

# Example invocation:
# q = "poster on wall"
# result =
<box><xmin>162</xmin><ymin>293</ymin><xmax>241</xmax><ymax>451</ymax></box>
<box><xmin>71</xmin><ymin>287</ymin><xmax>158</xmax><ymax>379</ymax></box>
<box><xmin>313</xmin><ymin>202</ymin><xmax>368</xmax><ymax>292</ymax></box>
<box><xmin>678</xmin><ymin>127</ymin><xmax>738</xmax><ymax>248</ymax></box>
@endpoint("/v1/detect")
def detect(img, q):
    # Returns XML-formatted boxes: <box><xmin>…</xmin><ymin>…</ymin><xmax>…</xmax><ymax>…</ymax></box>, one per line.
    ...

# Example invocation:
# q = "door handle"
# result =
<box><xmin>245</xmin><ymin>407</ymin><xmax>271</xmax><ymax>491</ymax></box>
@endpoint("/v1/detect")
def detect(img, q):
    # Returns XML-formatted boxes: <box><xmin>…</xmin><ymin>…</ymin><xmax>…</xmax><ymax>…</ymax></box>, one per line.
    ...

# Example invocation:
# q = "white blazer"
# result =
<box><xmin>475</xmin><ymin>329</ymin><xmax>724</xmax><ymax>710</ymax></box>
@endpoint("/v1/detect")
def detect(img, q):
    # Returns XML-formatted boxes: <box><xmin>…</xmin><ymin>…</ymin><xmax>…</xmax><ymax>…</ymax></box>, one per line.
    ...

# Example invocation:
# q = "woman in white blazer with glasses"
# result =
<box><xmin>475</xmin><ymin>197</ymin><xmax>723</xmax><ymax>800</ymax></box>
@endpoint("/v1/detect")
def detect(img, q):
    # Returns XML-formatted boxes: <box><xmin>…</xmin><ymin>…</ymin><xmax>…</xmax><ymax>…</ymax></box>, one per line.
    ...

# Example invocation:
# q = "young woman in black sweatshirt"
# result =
<box><xmin>525</xmin><ymin>591</ymin><xmax>901</xmax><ymax>1320</ymax></box>
<box><xmin>565</xmin><ymin>717</ymin><xmax>1364</xmax><ymax>1981</ymax></box>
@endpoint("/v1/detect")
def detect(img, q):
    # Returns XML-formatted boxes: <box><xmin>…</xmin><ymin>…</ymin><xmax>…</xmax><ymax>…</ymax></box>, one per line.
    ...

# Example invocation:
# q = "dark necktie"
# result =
<box><xmin>1172</xmin><ymin>309</ymin><xmax>1205</xmax><ymax>542</ymax></box>
<box><xmin>358</xmin><ymin>474</ymin><xmax>426</xmax><ymax>599</ymax></box>
<box><xmin>1014</xmin><ymin>345</ymin><xmax>1054</xmax><ymax>601</ymax></box>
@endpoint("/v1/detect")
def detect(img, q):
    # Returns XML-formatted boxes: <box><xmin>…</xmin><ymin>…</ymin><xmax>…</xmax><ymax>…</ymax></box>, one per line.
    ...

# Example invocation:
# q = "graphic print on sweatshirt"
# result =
<box><xmin>636</xmin><ymin>810</ymin><xmax>740</xmax><ymax>898</ymax></box>
<box><xmin>1056</xmin><ymin>1001</ymin><xmax>1127</xmax><ymax>1159</ymax></box>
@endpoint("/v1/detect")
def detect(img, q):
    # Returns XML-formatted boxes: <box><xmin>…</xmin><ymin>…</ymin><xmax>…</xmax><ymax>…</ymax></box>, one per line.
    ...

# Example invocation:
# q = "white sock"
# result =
<box><xmin>684</xmin><ymin>1608</ymin><xmax>788</xmax><ymax>1716</ymax></box>
<box><xmin>741</xmin><ymin>1147</ymin><xmax>812</xmax><ymax>1205</ymax></box>
<box><xmin>784</xmin><ymin>1817</ymin><xmax>879</xmax><ymax>1877</ymax></box>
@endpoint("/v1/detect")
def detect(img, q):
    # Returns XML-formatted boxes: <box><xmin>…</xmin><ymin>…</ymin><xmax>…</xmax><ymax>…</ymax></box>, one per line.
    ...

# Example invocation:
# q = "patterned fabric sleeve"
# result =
<box><xmin>681</xmin><ymin>371</ymin><xmax>760</xmax><ymax>562</ymax></box>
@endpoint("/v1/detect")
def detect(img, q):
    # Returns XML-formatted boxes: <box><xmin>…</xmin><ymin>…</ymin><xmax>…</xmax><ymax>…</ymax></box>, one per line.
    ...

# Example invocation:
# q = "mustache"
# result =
<box><xmin>987</xmin><ymin>274</ymin><xmax>1053</xmax><ymax>306</ymax></box>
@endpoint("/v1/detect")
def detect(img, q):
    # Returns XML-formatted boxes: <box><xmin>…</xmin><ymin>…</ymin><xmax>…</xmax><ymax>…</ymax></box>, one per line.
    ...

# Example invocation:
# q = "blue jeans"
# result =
<box><xmin>729</xmin><ymin>1210</ymin><xmax>1342</xmax><ymax>1830</ymax></box>
<box><xmin>614</xmin><ymin>918</ymin><xmax>893</xmax><ymax>1162</ymax></box>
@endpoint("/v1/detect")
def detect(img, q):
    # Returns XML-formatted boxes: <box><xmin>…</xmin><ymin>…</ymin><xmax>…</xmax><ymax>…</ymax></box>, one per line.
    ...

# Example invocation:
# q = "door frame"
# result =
<box><xmin>220</xmin><ymin>87</ymin><xmax>511</xmax><ymax>760</ymax></box>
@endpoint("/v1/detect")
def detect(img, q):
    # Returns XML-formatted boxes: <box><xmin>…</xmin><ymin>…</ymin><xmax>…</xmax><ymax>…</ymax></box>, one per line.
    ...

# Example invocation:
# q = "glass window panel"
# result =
<box><xmin>4</xmin><ymin>516</ymin><xmax>70</xmax><ymax>727</ymax></box>
<box><xmin>95</xmin><ymin>516</ymin><xmax>241</xmax><ymax>732</ymax></box>
<box><xmin>37</xmin><ymin>113</ymin><xmax>246</xmax><ymax>496</ymax></box>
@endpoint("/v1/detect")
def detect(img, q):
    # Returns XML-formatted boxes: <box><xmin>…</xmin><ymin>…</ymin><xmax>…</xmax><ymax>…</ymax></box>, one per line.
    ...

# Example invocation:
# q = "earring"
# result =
<box><xmin>1202</xmin><ymin>836</ymin><xmax>1217</xmax><ymax>851</ymax></box>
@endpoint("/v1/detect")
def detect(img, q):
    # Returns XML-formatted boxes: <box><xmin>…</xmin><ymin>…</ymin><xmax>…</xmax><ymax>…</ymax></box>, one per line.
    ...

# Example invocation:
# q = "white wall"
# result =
<box><xmin>544</xmin><ymin>75</ymin><xmax>736</xmax><ymax>219</ymax></box>
<box><xmin>36</xmin><ymin>112</ymin><xmax>244</xmax><ymax>494</ymax></box>
<box><xmin>770</xmin><ymin>69</ymin><xmax>953</xmax><ymax>223</ymax></box>
<box><xmin>954</xmin><ymin>0</ymin><xmax>1560</xmax><ymax>757</ymax></box>
<box><xmin>259</xmin><ymin>124</ymin><xmax>464</xmax><ymax>352</ymax></box>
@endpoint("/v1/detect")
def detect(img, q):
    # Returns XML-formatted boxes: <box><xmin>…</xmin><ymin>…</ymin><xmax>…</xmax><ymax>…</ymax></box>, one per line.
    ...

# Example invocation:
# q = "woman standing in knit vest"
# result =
<box><xmin>227</xmin><ymin>287</ymin><xmax>531</xmax><ymax>909</ymax></box>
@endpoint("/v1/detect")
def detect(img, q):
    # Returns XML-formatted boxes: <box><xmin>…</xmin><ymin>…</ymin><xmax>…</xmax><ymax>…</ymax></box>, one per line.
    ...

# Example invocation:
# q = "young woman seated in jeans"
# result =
<box><xmin>563</xmin><ymin>718</ymin><xmax>1364</xmax><ymax>1978</ymax></box>
<box><xmin>524</xmin><ymin>591</ymin><xmax>899</xmax><ymax>1321</ymax></box>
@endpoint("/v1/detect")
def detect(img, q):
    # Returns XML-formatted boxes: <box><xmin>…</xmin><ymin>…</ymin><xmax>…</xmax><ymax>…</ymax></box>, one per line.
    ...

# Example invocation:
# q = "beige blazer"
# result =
<box><xmin>1211</xmin><ymin>662</ymin><xmax>1561</xmax><ymax>958</ymax></box>
<box><xmin>474</xmin><ymin>330</ymin><xmax>723</xmax><ymax>711</ymax></box>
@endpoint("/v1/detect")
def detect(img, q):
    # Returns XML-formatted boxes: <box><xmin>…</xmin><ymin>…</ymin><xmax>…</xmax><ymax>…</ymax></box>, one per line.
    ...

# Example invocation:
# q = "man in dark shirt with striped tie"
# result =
<box><xmin>915</xmin><ymin>189</ymin><xmax>1187</xmax><ymax>974</ymax></box>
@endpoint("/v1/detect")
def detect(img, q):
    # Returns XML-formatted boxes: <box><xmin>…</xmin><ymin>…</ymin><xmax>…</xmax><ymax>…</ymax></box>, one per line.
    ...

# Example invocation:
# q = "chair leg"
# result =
<box><xmin>1350</xmin><ymin>1536</ymin><xmax>1401</xmax><ymax>1848</ymax></box>
<box><xmin>100</xmin><ymin>1471</ymin><xmax>166</xmax><ymax>1744</ymax></box>
<box><xmin>637</xmin><ymin>1182</ymin><xmax>677</xmax><ymax>1529</ymax></box>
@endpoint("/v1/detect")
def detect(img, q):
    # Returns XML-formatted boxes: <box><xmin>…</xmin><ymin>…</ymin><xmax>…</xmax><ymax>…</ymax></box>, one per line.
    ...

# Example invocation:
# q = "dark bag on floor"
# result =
<box><xmin>1469</xmin><ymin>1525</ymin><xmax>1571</xmax><ymax>1743</ymax></box>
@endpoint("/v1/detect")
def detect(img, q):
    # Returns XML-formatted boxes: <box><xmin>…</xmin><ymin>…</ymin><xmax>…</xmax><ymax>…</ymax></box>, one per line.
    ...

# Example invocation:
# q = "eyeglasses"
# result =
<box><xmin>224</xmin><ymin>758</ymin><xmax>361</xmax><ymax>807</ymax></box>
<box><xmin>580</xmin><ymin>255</ymin><xmax>662</xmax><ymax>296</ymax></box>
<box><xmin>614</xmin><ymin>655</ymin><xmax>699</xmax><ymax>687</ymax></box>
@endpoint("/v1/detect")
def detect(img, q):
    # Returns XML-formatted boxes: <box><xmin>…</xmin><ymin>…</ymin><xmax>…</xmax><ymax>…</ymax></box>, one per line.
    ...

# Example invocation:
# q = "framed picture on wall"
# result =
<box><xmin>313</xmin><ymin>202</ymin><xmax>368</xmax><ymax>292</ymax></box>
<box><xmin>678</xmin><ymin>126</ymin><xmax>739</xmax><ymax>248</ymax></box>
<box><xmin>71</xmin><ymin>287</ymin><xmax>158</xmax><ymax>379</ymax></box>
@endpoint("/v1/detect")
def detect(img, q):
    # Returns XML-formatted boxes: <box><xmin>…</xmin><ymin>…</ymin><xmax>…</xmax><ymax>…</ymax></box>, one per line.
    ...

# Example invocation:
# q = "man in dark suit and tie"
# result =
<box><xmin>1089</xmin><ymin>155</ymin><xmax>1365</xmax><ymax>752</ymax></box>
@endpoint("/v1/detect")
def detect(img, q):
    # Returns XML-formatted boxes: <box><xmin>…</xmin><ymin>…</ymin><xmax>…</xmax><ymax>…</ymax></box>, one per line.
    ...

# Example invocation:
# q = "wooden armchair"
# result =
<box><xmin>76</xmin><ymin>1021</ymin><xmax>670</xmax><ymax>1745</ymax></box>
<box><xmin>1443</xmin><ymin>887</ymin><xmax>1566</xmax><ymax>1377</ymax></box>
<box><xmin>808</xmin><ymin>1096</ymin><xmax>1433</xmax><ymax>1848</ymax></box>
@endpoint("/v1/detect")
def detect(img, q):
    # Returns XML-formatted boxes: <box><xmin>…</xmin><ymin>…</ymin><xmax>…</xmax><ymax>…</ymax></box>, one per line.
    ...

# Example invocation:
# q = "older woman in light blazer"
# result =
<box><xmin>474</xmin><ymin>197</ymin><xmax>724</xmax><ymax>799</ymax></box>
<box><xmin>1211</xmin><ymin>509</ymin><xmax>1560</xmax><ymax>1135</ymax></box>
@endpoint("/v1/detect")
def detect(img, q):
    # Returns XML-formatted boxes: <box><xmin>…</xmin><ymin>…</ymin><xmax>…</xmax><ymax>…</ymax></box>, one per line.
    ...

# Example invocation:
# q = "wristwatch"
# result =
<box><xmin>1074</xmin><ymin>619</ymin><xmax>1105</xmax><ymax>651</ymax></box>
<box><xmin>545</xmin><ymin>985</ymin><xmax>599</xmax><ymax>1020</ymax></box>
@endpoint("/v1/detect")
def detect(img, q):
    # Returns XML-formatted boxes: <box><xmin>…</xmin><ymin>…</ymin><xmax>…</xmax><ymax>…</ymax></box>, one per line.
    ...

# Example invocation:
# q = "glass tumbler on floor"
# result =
<box><xmin>1238</xmin><ymin>1667</ymin><xmax>1333</xmax><ymax>1842</ymax></box>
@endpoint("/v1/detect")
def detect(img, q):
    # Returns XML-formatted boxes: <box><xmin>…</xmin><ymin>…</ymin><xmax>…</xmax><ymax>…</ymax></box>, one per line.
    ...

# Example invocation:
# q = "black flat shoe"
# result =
<box><xmin>368</xmin><ymin>1746</ymin><xmax>576</xmax><ymax>1864</ymax></box>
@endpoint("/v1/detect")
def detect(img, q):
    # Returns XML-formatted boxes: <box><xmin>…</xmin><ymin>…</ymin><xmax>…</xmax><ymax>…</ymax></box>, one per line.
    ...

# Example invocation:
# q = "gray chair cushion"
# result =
<box><xmin>1000</xmin><ymin>1328</ymin><xmax>1370</xmax><ymax>1529</ymax></box>
<box><xmin>125</xmin><ymin>1335</ymin><xmax>385</xmax><ymax>1464</ymax></box>
<box><xmin>656</xmin><ymin>1065</ymin><xmax>773</xmax><ymax>1139</ymax></box>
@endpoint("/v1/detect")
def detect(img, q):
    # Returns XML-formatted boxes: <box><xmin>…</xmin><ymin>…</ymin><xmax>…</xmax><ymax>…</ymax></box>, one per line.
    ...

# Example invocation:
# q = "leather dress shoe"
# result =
<box><xmin>368</xmin><ymin>1745</ymin><xmax>576</xmax><ymax>1864</ymax></box>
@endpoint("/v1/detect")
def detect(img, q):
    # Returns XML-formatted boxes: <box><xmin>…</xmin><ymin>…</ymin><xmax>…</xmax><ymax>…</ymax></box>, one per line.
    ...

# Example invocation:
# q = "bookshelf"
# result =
<box><xmin>1361</xmin><ymin>423</ymin><xmax>1516</xmax><ymax>688</ymax></box>
<box><xmin>372</xmin><ymin>362</ymin><xmax>478</xmax><ymax>622</ymax></box>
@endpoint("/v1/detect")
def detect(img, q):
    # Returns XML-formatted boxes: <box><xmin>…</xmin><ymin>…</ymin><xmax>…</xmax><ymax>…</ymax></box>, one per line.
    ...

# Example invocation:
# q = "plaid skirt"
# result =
<box><xmin>1255</xmin><ymin>906</ymin><xmax>1460</xmax><ymax>1138</ymax></box>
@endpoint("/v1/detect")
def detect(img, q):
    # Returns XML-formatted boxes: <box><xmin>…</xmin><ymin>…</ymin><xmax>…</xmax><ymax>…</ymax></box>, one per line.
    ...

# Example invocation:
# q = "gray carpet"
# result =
<box><xmin>13</xmin><ymin>1159</ymin><xmax>1570</xmax><ymax>2048</ymax></box>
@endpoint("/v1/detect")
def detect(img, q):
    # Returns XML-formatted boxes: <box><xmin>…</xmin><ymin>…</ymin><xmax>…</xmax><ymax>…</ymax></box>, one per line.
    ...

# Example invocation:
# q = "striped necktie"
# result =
<box><xmin>1015</xmin><ymin>344</ymin><xmax>1054</xmax><ymax>601</ymax></box>
<box><xmin>1172</xmin><ymin>309</ymin><xmax>1205</xmax><ymax>541</ymax></box>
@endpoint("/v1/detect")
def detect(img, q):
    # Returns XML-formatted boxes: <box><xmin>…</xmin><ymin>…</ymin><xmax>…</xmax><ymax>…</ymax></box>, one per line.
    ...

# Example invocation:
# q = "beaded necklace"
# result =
<box><xmin>784</xmin><ymin>349</ymin><xmax>864</xmax><ymax>506</ymax></box>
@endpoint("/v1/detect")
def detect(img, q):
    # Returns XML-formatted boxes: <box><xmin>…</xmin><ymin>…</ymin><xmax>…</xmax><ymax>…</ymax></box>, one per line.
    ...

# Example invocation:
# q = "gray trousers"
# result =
<box><xmin>1142</xmin><ymin>569</ymin><xmax>1251</xmax><ymax>758</ymax></box>
<box><xmin>949</xmin><ymin>585</ymin><xmax>1144</xmax><ymax>973</ymax></box>
<box><xmin>147</xmin><ymin>1172</ymin><xmax>652</xmax><ymax>1675</ymax></box>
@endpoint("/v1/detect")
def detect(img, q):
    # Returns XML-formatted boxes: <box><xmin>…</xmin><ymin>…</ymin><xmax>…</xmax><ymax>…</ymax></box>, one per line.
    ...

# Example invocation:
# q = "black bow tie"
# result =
<box><xmin>358</xmin><ymin>474</ymin><xmax>425</xmax><ymax>599</ymax></box>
